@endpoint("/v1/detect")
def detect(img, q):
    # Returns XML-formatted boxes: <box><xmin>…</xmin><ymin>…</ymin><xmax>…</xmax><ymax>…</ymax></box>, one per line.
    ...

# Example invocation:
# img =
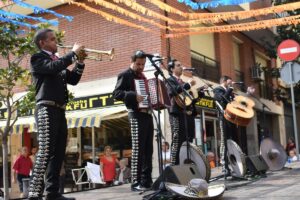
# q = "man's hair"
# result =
<box><xmin>167</xmin><ymin>59</ymin><xmax>177</xmax><ymax>74</ymax></box>
<box><xmin>120</xmin><ymin>158</ymin><xmax>128</xmax><ymax>166</ymax></box>
<box><xmin>131</xmin><ymin>50</ymin><xmax>147</xmax><ymax>62</ymax></box>
<box><xmin>220</xmin><ymin>75</ymin><xmax>232</xmax><ymax>84</ymax></box>
<box><xmin>33</xmin><ymin>28</ymin><xmax>54</xmax><ymax>49</ymax></box>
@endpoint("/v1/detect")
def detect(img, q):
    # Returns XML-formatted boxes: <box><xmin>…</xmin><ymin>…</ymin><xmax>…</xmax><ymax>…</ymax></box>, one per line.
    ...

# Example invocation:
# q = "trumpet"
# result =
<box><xmin>57</xmin><ymin>45</ymin><xmax>115</xmax><ymax>61</ymax></box>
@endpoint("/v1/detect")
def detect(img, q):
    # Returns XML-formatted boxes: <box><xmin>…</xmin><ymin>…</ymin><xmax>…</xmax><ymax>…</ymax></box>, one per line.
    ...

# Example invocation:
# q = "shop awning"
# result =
<box><xmin>0</xmin><ymin>116</ymin><xmax>37</xmax><ymax>134</ymax></box>
<box><xmin>0</xmin><ymin>105</ymin><xmax>127</xmax><ymax>134</ymax></box>
<box><xmin>66</xmin><ymin>105</ymin><xmax>127</xmax><ymax>128</ymax></box>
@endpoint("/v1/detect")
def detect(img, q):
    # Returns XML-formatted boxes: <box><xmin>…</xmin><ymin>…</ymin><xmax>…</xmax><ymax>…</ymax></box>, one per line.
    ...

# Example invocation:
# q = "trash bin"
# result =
<box><xmin>22</xmin><ymin>178</ymin><xmax>30</xmax><ymax>198</ymax></box>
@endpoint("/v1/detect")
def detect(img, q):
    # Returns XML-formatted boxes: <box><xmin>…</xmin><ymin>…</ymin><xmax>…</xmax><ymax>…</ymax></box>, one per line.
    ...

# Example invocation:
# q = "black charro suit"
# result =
<box><xmin>28</xmin><ymin>50</ymin><xmax>84</xmax><ymax>199</ymax></box>
<box><xmin>165</xmin><ymin>75</ymin><xmax>197</xmax><ymax>165</ymax></box>
<box><xmin>213</xmin><ymin>86</ymin><xmax>237</xmax><ymax>172</ymax></box>
<box><xmin>113</xmin><ymin>68</ymin><xmax>154</xmax><ymax>189</ymax></box>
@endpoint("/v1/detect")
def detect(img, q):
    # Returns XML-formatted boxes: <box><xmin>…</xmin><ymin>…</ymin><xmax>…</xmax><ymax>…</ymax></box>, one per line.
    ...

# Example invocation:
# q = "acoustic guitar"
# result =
<box><xmin>174</xmin><ymin>71</ymin><xmax>197</xmax><ymax>108</ymax></box>
<box><xmin>224</xmin><ymin>95</ymin><xmax>255</xmax><ymax>126</ymax></box>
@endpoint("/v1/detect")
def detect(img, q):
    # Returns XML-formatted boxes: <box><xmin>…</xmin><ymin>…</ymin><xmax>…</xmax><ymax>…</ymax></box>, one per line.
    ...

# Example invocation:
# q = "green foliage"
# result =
<box><xmin>262</xmin><ymin>0</ymin><xmax>300</xmax><ymax>59</ymax></box>
<box><xmin>262</xmin><ymin>0</ymin><xmax>300</xmax><ymax>104</ymax></box>
<box><xmin>272</xmin><ymin>0</ymin><xmax>300</xmax><ymax>49</ymax></box>
<box><xmin>0</xmin><ymin>22</ymin><xmax>64</xmax><ymax>120</ymax></box>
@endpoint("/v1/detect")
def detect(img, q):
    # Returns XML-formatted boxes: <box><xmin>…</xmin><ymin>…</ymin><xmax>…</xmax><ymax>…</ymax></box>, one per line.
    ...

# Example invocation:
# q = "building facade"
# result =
<box><xmin>0</xmin><ymin>0</ymin><xmax>290</xmax><ymax>193</ymax></box>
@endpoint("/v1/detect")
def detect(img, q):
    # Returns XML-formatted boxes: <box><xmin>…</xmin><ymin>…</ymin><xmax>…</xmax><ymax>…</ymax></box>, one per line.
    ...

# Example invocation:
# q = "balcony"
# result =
<box><xmin>191</xmin><ymin>50</ymin><xmax>220</xmax><ymax>83</ymax></box>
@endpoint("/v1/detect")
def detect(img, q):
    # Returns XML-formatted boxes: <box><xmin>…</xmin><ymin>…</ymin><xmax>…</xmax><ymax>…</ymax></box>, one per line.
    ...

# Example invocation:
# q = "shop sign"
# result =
<box><xmin>0</xmin><ymin>93</ymin><xmax>215</xmax><ymax>119</ymax></box>
<box><xmin>66</xmin><ymin>93</ymin><xmax>123</xmax><ymax>111</ymax></box>
<box><xmin>195</xmin><ymin>96</ymin><xmax>215</xmax><ymax>110</ymax></box>
<box><xmin>0</xmin><ymin>93</ymin><xmax>124</xmax><ymax>119</ymax></box>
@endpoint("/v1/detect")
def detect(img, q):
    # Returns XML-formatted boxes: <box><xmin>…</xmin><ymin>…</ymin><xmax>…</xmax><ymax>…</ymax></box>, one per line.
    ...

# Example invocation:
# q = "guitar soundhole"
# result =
<box><xmin>241</xmin><ymin>101</ymin><xmax>247</xmax><ymax>107</ymax></box>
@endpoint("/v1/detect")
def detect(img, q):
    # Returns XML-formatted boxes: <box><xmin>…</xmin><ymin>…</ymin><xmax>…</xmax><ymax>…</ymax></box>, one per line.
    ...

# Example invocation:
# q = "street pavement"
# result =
<box><xmin>222</xmin><ymin>162</ymin><xmax>300</xmax><ymax>200</ymax></box>
<box><xmin>9</xmin><ymin>162</ymin><xmax>300</xmax><ymax>200</ymax></box>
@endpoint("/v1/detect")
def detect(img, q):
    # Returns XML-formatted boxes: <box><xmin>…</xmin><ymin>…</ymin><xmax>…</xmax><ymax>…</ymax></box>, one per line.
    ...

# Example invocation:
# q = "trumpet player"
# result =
<box><xmin>28</xmin><ymin>28</ymin><xmax>86</xmax><ymax>200</ymax></box>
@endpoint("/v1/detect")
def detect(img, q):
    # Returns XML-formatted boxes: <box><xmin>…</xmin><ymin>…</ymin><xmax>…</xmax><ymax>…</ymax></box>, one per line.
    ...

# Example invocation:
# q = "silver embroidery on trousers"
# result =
<box><xmin>170</xmin><ymin>116</ymin><xmax>180</xmax><ymax>165</ymax></box>
<box><xmin>130</xmin><ymin>118</ymin><xmax>139</xmax><ymax>183</ymax></box>
<box><xmin>29</xmin><ymin>106</ymin><xmax>50</xmax><ymax>198</ymax></box>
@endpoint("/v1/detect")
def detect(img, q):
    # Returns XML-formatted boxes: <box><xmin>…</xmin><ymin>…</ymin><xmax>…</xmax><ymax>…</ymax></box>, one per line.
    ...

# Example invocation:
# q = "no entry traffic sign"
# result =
<box><xmin>277</xmin><ymin>39</ymin><xmax>300</xmax><ymax>62</ymax></box>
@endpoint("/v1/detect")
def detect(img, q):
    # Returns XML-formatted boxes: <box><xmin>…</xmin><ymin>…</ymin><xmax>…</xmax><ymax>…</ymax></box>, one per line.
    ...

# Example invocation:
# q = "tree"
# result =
<box><xmin>0</xmin><ymin>23</ymin><xmax>37</xmax><ymax>200</ymax></box>
<box><xmin>262</xmin><ymin>0</ymin><xmax>300</xmax><ymax>102</ymax></box>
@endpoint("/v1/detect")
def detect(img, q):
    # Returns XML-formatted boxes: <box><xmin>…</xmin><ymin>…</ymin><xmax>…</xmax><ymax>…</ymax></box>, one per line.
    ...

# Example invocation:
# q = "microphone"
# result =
<box><xmin>153</xmin><ymin>57</ymin><xmax>166</xmax><ymax>62</ymax></box>
<box><xmin>145</xmin><ymin>53</ymin><xmax>166</xmax><ymax>61</ymax></box>
<box><xmin>182</xmin><ymin>67</ymin><xmax>195</xmax><ymax>71</ymax></box>
<box><xmin>145</xmin><ymin>54</ymin><xmax>156</xmax><ymax>58</ymax></box>
<box><xmin>232</xmin><ymin>81</ymin><xmax>244</xmax><ymax>85</ymax></box>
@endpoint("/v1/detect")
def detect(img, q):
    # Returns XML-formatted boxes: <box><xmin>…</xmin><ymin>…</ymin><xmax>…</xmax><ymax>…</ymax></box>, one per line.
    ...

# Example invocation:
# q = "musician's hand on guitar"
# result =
<box><xmin>197</xmin><ymin>85</ymin><xmax>208</xmax><ymax>97</ymax></box>
<box><xmin>136</xmin><ymin>95</ymin><xmax>144</xmax><ymax>103</ymax></box>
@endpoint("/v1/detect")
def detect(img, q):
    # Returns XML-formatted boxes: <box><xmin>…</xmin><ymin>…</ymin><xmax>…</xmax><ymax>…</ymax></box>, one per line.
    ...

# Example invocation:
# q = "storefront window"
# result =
<box><xmin>81</xmin><ymin>127</ymin><xmax>93</xmax><ymax>163</ymax></box>
<box><xmin>80</xmin><ymin>116</ymin><xmax>131</xmax><ymax>165</ymax></box>
<box><xmin>95</xmin><ymin>119</ymin><xmax>131</xmax><ymax>159</ymax></box>
<box><xmin>67</xmin><ymin>128</ymin><xmax>79</xmax><ymax>153</ymax></box>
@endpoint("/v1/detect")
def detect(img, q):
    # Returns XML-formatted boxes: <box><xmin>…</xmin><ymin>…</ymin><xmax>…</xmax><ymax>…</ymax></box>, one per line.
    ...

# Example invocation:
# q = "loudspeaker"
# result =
<box><xmin>246</xmin><ymin>155</ymin><xmax>269</xmax><ymax>174</ymax></box>
<box><xmin>152</xmin><ymin>164</ymin><xmax>201</xmax><ymax>190</ymax></box>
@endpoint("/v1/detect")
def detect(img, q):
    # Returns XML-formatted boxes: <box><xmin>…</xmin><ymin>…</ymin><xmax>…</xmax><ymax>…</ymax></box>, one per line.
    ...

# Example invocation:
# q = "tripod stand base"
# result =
<box><xmin>143</xmin><ymin>181</ymin><xmax>176</xmax><ymax>200</ymax></box>
<box><xmin>152</xmin><ymin>164</ymin><xmax>202</xmax><ymax>190</ymax></box>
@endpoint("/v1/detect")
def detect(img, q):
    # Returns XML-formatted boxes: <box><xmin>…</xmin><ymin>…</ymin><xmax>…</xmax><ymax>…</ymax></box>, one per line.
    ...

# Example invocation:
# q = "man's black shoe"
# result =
<box><xmin>141</xmin><ymin>182</ymin><xmax>152</xmax><ymax>189</ymax></box>
<box><xmin>131</xmin><ymin>184</ymin><xmax>151</xmax><ymax>192</ymax></box>
<box><xmin>28</xmin><ymin>197</ymin><xmax>43</xmax><ymax>200</ymax></box>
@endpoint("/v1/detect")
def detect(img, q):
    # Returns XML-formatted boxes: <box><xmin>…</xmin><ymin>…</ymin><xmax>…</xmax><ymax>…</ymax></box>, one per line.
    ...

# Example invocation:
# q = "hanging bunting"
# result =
<box><xmin>0</xmin><ymin>10</ymin><xmax>59</xmax><ymax>26</ymax></box>
<box><xmin>56</xmin><ymin>0</ymin><xmax>300</xmax><ymax>36</ymax></box>
<box><xmin>64</xmin><ymin>1</ymin><xmax>157</xmax><ymax>34</ymax></box>
<box><xmin>83</xmin><ymin>0</ymin><xmax>168</xmax><ymax>30</ymax></box>
<box><xmin>12</xmin><ymin>0</ymin><xmax>73</xmax><ymax>22</ymax></box>
<box><xmin>164</xmin><ymin>14</ymin><xmax>300</xmax><ymax>38</ymax></box>
<box><xmin>113</xmin><ymin>0</ymin><xmax>300</xmax><ymax>25</ymax></box>
<box><xmin>111</xmin><ymin>0</ymin><xmax>179</xmax><ymax>25</ymax></box>
<box><xmin>145</xmin><ymin>0</ymin><xmax>300</xmax><ymax>22</ymax></box>
<box><xmin>177</xmin><ymin>0</ymin><xmax>257</xmax><ymax>10</ymax></box>
<box><xmin>0</xmin><ymin>17</ymin><xmax>38</xmax><ymax>29</ymax></box>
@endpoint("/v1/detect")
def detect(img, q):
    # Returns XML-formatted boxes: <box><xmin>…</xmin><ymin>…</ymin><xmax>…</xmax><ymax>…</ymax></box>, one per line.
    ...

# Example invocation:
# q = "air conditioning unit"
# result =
<box><xmin>251</xmin><ymin>63</ymin><xmax>262</xmax><ymax>81</ymax></box>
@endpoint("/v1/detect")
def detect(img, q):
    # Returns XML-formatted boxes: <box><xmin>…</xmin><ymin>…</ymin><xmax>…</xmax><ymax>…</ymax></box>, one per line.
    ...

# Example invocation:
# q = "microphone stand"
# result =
<box><xmin>142</xmin><ymin>56</ymin><xmax>178</xmax><ymax>200</ymax></box>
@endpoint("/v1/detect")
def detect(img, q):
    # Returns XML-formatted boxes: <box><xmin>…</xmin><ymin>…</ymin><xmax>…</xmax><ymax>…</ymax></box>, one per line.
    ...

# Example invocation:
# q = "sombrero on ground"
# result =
<box><xmin>260</xmin><ymin>137</ymin><xmax>287</xmax><ymax>171</ymax></box>
<box><xmin>166</xmin><ymin>178</ymin><xmax>225</xmax><ymax>199</ymax></box>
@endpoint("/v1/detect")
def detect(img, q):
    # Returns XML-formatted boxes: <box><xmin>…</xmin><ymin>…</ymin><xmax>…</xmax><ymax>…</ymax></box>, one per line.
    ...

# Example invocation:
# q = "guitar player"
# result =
<box><xmin>165</xmin><ymin>59</ymin><xmax>205</xmax><ymax>165</ymax></box>
<box><xmin>213</xmin><ymin>75</ymin><xmax>238</xmax><ymax>175</ymax></box>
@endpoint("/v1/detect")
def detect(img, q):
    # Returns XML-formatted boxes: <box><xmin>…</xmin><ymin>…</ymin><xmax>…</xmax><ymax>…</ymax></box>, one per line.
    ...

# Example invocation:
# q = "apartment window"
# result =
<box><xmin>190</xmin><ymin>33</ymin><xmax>220</xmax><ymax>82</ymax></box>
<box><xmin>255</xmin><ymin>52</ymin><xmax>271</xmax><ymax>99</ymax></box>
<box><xmin>232</xmin><ymin>37</ymin><xmax>243</xmax><ymax>82</ymax></box>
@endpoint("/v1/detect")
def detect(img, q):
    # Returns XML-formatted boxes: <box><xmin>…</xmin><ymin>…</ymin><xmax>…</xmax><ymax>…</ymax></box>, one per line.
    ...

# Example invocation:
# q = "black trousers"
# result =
<box><xmin>169</xmin><ymin>113</ymin><xmax>195</xmax><ymax>165</ymax></box>
<box><xmin>28</xmin><ymin>105</ymin><xmax>67</xmax><ymax>198</ymax></box>
<box><xmin>17</xmin><ymin>174</ymin><xmax>30</xmax><ymax>193</ymax></box>
<box><xmin>128</xmin><ymin>111</ymin><xmax>154</xmax><ymax>186</ymax></box>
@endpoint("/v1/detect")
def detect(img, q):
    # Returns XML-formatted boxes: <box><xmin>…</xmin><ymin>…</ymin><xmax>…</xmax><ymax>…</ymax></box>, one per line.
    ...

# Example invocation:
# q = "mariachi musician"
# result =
<box><xmin>112</xmin><ymin>50</ymin><xmax>153</xmax><ymax>192</ymax></box>
<box><xmin>213</xmin><ymin>75</ymin><xmax>238</xmax><ymax>174</ymax></box>
<box><xmin>165</xmin><ymin>59</ymin><xmax>205</xmax><ymax>165</ymax></box>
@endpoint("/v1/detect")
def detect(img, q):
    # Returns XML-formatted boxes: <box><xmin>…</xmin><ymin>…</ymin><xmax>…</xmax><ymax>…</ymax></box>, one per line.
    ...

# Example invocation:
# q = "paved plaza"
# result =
<box><xmin>60</xmin><ymin>162</ymin><xmax>300</xmax><ymax>200</ymax></box>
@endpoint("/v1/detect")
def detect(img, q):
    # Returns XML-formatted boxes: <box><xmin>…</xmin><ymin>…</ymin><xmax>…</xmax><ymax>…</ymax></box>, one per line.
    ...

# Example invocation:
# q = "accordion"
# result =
<box><xmin>134</xmin><ymin>78</ymin><xmax>171</xmax><ymax>110</ymax></box>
